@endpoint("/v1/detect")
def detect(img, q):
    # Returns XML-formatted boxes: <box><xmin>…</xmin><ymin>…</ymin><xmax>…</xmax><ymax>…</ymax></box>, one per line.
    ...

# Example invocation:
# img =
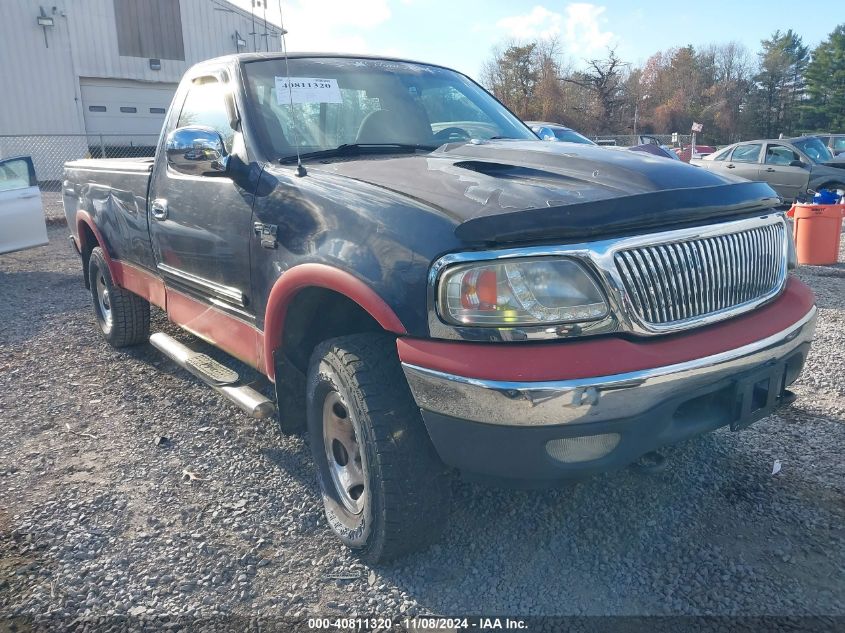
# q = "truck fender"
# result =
<box><xmin>76</xmin><ymin>211</ymin><xmax>110</xmax><ymax>260</ymax></box>
<box><xmin>76</xmin><ymin>210</ymin><xmax>115</xmax><ymax>285</ymax></box>
<box><xmin>263</xmin><ymin>263</ymin><xmax>407</xmax><ymax>380</ymax></box>
<box><xmin>76</xmin><ymin>210</ymin><xmax>166</xmax><ymax>308</ymax></box>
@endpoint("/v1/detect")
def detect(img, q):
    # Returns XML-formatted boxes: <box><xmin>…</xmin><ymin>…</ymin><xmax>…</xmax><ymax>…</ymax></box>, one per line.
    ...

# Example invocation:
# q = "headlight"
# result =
<box><xmin>437</xmin><ymin>257</ymin><xmax>608</xmax><ymax>327</ymax></box>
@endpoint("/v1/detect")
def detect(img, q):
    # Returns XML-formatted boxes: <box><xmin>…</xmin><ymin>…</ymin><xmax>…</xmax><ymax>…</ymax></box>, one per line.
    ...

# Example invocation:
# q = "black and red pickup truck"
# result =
<box><xmin>63</xmin><ymin>53</ymin><xmax>816</xmax><ymax>562</ymax></box>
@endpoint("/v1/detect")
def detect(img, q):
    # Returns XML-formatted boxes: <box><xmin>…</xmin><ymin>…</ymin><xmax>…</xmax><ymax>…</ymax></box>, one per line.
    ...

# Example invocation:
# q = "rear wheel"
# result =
<box><xmin>88</xmin><ymin>247</ymin><xmax>150</xmax><ymax>347</ymax></box>
<box><xmin>306</xmin><ymin>333</ymin><xmax>451</xmax><ymax>562</ymax></box>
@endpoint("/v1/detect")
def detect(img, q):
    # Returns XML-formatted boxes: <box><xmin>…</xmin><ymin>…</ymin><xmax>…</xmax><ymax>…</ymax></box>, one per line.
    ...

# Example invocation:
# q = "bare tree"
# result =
<box><xmin>562</xmin><ymin>48</ymin><xmax>628</xmax><ymax>128</ymax></box>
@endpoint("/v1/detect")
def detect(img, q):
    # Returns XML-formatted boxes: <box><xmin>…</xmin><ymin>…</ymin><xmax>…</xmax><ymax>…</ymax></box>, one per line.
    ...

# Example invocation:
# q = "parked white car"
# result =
<box><xmin>0</xmin><ymin>156</ymin><xmax>47</xmax><ymax>254</ymax></box>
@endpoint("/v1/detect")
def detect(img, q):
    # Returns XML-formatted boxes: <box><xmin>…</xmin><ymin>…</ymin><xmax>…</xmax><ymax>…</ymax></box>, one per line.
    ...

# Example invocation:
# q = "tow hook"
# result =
<box><xmin>630</xmin><ymin>451</ymin><xmax>667</xmax><ymax>474</ymax></box>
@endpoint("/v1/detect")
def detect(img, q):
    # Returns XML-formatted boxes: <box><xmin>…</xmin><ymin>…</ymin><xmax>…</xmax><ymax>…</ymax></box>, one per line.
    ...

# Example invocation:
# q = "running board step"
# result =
<box><xmin>149</xmin><ymin>332</ymin><xmax>276</xmax><ymax>420</ymax></box>
<box><xmin>185</xmin><ymin>353</ymin><xmax>239</xmax><ymax>386</ymax></box>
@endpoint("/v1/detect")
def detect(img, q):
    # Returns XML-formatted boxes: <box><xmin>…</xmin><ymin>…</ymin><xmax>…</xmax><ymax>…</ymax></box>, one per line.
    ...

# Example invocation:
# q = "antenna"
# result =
<box><xmin>278</xmin><ymin>0</ymin><xmax>306</xmax><ymax>177</ymax></box>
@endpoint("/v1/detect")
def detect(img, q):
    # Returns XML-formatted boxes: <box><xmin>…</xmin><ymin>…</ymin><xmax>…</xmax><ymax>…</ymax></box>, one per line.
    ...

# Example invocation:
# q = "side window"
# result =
<box><xmin>711</xmin><ymin>147</ymin><xmax>731</xmax><ymax>161</ymax></box>
<box><xmin>177</xmin><ymin>79</ymin><xmax>235</xmax><ymax>151</ymax></box>
<box><xmin>765</xmin><ymin>144</ymin><xmax>800</xmax><ymax>166</ymax></box>
<box><xmin>833</xmin><ymin>137</ymin><xmax>845</xmax><ymax>152</ymax></box>
<box><xmin>730</xmin><ymin>144</ymin><xmax>762</xmax><ymax>163</ymax></box>
<box><xmin>0</xmin><ymin>157</ymin><xmax>35</xmax><ymax>192</ymax></box>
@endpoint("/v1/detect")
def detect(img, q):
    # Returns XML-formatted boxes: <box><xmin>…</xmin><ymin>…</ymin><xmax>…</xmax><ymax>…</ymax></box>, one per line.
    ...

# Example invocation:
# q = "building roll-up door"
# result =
<box><xmin>80</xmin><ymin>78</ymin><xmax>178</xmax><ymax>153</ymax></box>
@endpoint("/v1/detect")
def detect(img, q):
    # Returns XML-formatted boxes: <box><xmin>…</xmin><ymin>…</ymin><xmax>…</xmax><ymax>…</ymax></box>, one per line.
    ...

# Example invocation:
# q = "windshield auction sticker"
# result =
<box><xmin>275</xmin><ymin>77</ymin><xmax>343</xmax><ymax>104</ymax></box>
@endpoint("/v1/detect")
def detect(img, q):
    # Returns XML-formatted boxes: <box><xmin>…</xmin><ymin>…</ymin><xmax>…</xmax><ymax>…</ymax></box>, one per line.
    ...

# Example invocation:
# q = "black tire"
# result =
<box><xmin>306</xmin><ymin>333</ymin><xmax>451</xmax><ymax>562</ymax></box>
<box><xmin>818</xmin><ymin>182</ymin><xmax>844</xmax><ymax>194</ymax></box>
<box><xmin>88</xmin><ymin>247</ymin><xmax>150</xmax><ymax>347</ymax></box>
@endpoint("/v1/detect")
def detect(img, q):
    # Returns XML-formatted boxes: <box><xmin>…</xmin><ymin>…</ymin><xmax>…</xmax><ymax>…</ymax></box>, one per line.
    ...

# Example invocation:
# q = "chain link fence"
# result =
<box><xmin>1</xmin><ymin>131</ymin><xmax>698</xmax><ymax>182</ymax></box>
<box><xmin>1</xmin><ymin>131</ymin><xmax>695</xmax><ymax>223</ymax></box>
<box><xmin>0</xmin><ymin>134</ymin><xmax>159</xmax><ymax>186</ymax></box>
<box><xmin>0</xmin><ymin>134</ymin><xmax>159</xmax><ymax>223</ymax></box>
<box><xmin>588</xmin><ymin>134</ymin><xmax>693</xmax><ymax>147</ymax></box>
<box><xmin>1</xmin><ymin>132</ymin><xmax>696</xmax><ymax>184</ymax></box>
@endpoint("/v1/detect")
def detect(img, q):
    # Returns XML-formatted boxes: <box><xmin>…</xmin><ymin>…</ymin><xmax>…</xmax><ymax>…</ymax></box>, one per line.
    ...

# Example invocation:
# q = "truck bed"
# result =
<box><xmin>63</xmin><ymin>157</ymin><xmax>156</xmax><ymax>271</ymax></box>
<box><xmin>64</xmin><ymin>157</ymin><xmax>155</xmax><ymax>174</ymax></box>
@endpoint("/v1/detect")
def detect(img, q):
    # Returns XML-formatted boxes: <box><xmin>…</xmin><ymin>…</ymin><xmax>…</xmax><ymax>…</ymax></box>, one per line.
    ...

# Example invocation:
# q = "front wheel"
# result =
<box><xmin>88</xmin><ymin>247</ymin><xmax>150</xmax><ymax>347</ymax></box>
<box><xmin>306</xmin><ymin>333</ymin><xmax>451</xmax><ymax>562</ymax></box>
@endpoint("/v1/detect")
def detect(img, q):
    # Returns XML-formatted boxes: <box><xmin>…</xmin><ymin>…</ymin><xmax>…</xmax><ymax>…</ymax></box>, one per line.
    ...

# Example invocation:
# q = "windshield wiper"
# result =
<box><xmin>279</xmin><ymin>143</ymin><xmax>437</xmax><ymax>164</ymax></box>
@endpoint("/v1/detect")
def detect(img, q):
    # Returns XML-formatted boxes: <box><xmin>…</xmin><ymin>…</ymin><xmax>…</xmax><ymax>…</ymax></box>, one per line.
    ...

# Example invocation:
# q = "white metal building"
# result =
<box><xmin>0</xmin><ymin>0</ymin><xmax>282</xmax><ymax>177</ymax></box>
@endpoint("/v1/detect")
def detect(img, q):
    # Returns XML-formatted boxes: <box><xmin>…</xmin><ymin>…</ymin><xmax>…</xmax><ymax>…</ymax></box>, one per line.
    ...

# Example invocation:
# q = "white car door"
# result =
<box><xmin>0</xmin><ymin>156</ymin><xmax>48</xmax><ymax>255</ymax></box>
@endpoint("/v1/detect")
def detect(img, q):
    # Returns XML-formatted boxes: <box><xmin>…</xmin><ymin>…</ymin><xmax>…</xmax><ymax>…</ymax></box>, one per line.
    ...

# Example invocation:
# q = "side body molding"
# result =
<box><xmin>263</xmin><ymin>263</ymin><xmax>407</xmax><ymax>380</ymax></box>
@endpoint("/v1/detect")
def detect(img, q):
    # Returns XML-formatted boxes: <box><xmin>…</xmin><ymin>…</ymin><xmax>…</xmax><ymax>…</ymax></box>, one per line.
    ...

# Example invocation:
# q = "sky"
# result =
<box><xmin>233</xmin><ymin>0</ymin><xmax>840</xmax><ymax>79</ymax></box>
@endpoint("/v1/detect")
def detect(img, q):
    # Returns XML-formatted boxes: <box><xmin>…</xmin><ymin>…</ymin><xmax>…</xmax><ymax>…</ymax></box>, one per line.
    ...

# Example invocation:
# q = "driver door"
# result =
<box><xmin>148</xmin><ymin>72</ymin><xmax>259</xmax><ymax>326</ymax></box>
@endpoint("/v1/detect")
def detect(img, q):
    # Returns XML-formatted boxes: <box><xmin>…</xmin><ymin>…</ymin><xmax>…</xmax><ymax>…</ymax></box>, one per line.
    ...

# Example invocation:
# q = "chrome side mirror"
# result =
<box><xmin>166</xmin><ymin>126</ymin><xmax>228</xmax><ymax>176</ymax></box>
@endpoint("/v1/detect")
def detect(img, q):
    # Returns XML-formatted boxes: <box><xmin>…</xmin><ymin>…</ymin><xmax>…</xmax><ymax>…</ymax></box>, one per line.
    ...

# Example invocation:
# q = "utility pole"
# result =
<box><xmin>633</xmin><ymin>94</ymin><xmax>648</xmax><ymax>141</ymax></box>
<box><xmin>633</xmin><ymin>102</ymin><xmax>638</xmax><ymax>139</ymax></box>
<box><xmin>262</xmin><ymin>0</ymin><xmax>269</xmax><ymax>52</ymax></box>
<box><xmin>251</xmin><ymin>0</ymin><xmax>257</xmax><ymax>51</ymax></box>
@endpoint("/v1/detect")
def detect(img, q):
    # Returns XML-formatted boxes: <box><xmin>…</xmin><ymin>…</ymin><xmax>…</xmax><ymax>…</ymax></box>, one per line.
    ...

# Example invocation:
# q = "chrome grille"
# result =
<box><xmin>614</xmin><ymin>221</ymin><xmax>786</xmax><ymax>326</ymax></box>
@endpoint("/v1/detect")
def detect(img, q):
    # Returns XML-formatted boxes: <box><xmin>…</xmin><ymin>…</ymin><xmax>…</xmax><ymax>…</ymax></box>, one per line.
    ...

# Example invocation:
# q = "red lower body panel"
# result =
<box><xmin>111</xmin><ymin>261</ymin><xmax>167</xmax><ymax>309</ymax></box>
<box><xmin>166</xmin><ymin>289</ymin><xmax>265</xmax><ymax>371</ymax></box>
<box><xmin>101</xmin><ymin>257</ymin><xmax>265</xmax><ymax>372</ymax></box>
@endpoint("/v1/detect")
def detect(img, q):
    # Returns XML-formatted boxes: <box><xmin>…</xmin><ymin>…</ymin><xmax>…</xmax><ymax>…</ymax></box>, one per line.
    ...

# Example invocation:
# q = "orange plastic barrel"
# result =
<box><xmin>788</xmin><ymin>203</ymin><xmax>844</xmax><ymax>266</ymax></box>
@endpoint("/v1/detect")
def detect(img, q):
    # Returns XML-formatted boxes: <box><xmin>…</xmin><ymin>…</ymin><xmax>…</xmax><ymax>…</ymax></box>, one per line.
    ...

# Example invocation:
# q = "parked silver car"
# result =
<box><xmin>691</xmin><ymin>137</ymin><xmax>845</xmax><ymax>201</ymax></box>
<box><xmin>526</xmin><ymin>122</ymin><xmax>596</xmax><ymax>145</ymax></box>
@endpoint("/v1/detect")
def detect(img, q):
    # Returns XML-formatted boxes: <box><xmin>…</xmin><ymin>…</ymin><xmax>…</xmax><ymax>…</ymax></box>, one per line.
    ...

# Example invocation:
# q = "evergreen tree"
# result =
<box><xmin>750</xmin><ymin>29</ymin><xmax>809</xmax><ymax>137</ymax></box>
<box><xmin>802</xmin><ymin>25</ymin><xmax>845</xmax><ymax>132</ymax></box>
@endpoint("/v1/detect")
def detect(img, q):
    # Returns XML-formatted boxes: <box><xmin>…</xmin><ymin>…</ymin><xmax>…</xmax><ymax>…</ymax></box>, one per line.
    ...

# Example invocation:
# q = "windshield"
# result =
<box><xmin>792</xmin><ymin>137</ymin><xmax>834</xmax><ymax>163</ymax></box>
<box><xmin>552</xmin><ymin>128</ymin><xmax>594</xmax><ymax>144</ymax></box>
<box><xmin>241</xmin><ymin>57</ymin><xmax>536</xmax><ymax>161</ymax></box>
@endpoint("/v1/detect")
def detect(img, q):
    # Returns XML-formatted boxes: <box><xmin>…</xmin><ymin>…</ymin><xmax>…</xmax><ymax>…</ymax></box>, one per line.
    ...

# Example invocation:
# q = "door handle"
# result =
<box><xmin>151</xmin><ymin>199</ymin><xmax>168</xmax><ymax>221</ymax></box>
<box><xmin>726</xmin><ymin>164</ymin><xmax>735</xmax><ymax>169</ymax></box>
<box><xmin>16</xmin><ymin>191</ymin><xmax>39</xmax><ymax>199</ymax></box>
<box><xmin>765</xmin><ymin>168</ymin><xmax>776</xmax><ymax>172</ymax></box>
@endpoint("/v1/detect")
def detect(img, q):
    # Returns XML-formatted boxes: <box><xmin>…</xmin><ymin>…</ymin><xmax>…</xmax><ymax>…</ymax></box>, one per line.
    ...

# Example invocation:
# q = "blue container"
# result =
<box><xmin>814</xmin><ymin>189</ymin><xmax>840</xmax><ymax>205</ymax></box>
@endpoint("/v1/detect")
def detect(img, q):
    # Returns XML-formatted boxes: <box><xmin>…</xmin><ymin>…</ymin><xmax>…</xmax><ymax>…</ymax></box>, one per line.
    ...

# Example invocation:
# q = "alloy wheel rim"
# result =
<box><xmin>322</xmin><ymin>391</ymin><xmax>366</xmax><ymax>514</ymax></box>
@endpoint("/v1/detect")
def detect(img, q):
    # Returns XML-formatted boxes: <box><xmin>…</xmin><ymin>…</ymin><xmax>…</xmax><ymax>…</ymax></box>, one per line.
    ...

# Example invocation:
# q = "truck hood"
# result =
<box><xmin>314</xmin><ymin>140</ymin><xmax>780</xmax><ymax>243</ymax></box>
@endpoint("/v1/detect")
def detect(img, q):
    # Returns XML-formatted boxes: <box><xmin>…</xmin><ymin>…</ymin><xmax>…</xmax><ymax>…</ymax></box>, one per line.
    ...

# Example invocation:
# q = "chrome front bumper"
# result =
<box><xmin>402</xmin><ymin>306</ymin><xmax>817</xmax><ymax>428</ymax></box>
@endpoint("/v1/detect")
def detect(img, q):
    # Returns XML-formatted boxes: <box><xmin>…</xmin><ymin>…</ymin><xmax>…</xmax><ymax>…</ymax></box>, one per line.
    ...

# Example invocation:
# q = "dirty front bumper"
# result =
<box><xmin>400</xmin><ymin>287</ymin><xmax>816</xmax><ymax>482</ymax></box>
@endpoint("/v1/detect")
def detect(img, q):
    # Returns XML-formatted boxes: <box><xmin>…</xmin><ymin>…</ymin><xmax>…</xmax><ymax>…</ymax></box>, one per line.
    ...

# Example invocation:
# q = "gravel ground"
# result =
<box><xmin>1</xmin><ymin>223</ymin><xmax>843</xmax><ymax>627</ymax></box>
<box><xmin>41</xmin><ymin>192</ymin><xmax>64</xmax><ymax>223</ymax></box>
